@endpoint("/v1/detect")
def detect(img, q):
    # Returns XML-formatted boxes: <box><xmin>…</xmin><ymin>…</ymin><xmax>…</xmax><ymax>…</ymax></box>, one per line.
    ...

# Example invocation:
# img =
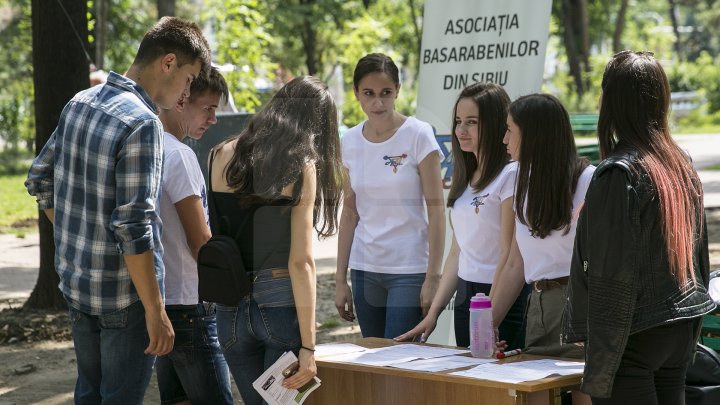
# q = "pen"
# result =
<box><xmin>496</xmin><ymin>348</ymin><xmax>522</xmax><ymax>359</ymax></box>
<box><xmin>419</xmin><ymin>333</ymin><xmax>426</xmax><ymax>343</ymax></box>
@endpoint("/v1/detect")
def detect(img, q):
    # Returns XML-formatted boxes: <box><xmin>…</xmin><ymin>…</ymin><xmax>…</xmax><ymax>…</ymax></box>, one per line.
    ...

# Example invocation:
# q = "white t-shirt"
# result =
<box><xmin>342</xmin><ymin>116</ymin><xmax>443</xmax><ymax>274</ymax></box>
<box><xmin>515</xmin><ymin>165</ymin><xmax>596</xmax><ymax>283</ymax></box>
<box><xmin>450</xmin><ymin>162</ymin><xmax>518</xmax><ymax>284</ymax></box>
<box><xmin>159</xmin><ymin>133</ymin><xmax>209</xmax><ymax>305</ymax></box>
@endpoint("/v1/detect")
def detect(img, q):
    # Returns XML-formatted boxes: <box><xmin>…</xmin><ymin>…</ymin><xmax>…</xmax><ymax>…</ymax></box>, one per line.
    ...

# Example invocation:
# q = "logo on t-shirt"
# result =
<box><xmin>471</xmin><ymin>193</ymin><xmax>490</xmax><ymax>214</ymax></box>
<box><xmin>383</xmin><ymin>153</ymin><xmax>408</xmax><ymax>173</ymax></box>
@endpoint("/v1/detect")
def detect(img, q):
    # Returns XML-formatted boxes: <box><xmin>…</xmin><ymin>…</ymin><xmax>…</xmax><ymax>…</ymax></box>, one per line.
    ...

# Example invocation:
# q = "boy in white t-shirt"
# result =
<box><xmin>156</xmin><ymin>67</ymin><xmax>233</xmax><ymax>405</ymax></box>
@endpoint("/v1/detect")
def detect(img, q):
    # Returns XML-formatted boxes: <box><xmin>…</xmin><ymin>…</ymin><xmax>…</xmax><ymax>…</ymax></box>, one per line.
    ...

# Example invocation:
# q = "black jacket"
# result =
<box><xmin>562</xmin><ymin>146</ymin><xmax>716</xmax><ymax>398</ymax></box>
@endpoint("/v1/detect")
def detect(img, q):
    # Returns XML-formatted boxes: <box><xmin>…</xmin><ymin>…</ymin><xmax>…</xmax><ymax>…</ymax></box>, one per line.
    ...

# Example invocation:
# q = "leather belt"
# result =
<box><xmin>533</xmin><ymin>276</ymin><xmax>569</xmax><ymax>292</ymax></box>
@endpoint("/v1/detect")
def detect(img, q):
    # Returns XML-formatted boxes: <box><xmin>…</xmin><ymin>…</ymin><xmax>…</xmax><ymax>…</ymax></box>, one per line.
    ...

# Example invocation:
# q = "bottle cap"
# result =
<box><xmin>469</xmin><ymin>292</ymin><xmax>491</xmax><ymax>309</ymax></box>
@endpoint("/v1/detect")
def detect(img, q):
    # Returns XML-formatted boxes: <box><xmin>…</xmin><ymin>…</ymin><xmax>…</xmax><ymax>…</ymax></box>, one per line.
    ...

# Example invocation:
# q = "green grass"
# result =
<box><xmin>0</xmin><ymin>174</ymin><xmax>38</xmax><ymax>235</ymax></box>
<box><xmin>705</xmin><ymin>163</ymin><xmax>720</xmax><ymax>171</ymax></box>
<box><xmin>319</xmin><ymin>318</ymin><xmax>341</xmax><ymax>330</ymax></box>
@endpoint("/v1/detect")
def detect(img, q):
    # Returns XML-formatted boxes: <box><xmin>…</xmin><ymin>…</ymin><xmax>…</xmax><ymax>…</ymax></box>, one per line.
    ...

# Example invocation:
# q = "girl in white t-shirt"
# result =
<box><xmin>396</xmin><ymin>83</ymin><xmax>528</xmax><ymax>349</ymax></box>
<box><xmin>494</xmin><ymin>94</ymin><xmax>593</xmax><ymax>405</ymax></box>
<box><xmin>334</xmin><ymin>53</ymin><xmax>446</xmax><ymax>338</ymax></box>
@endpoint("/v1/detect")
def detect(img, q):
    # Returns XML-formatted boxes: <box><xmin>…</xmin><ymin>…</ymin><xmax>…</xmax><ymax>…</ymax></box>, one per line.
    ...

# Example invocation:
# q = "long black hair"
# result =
<box><xmin>509</xmin><ymin>94</ymin><xmax>588</xmax><ymax>238</ymax></box>
<box><xmin>447</xmin><ymin>82</ymin><xmax>511</xmax><ymax>208</ymax></box>
<box><xmin>224</xmin><ymin>76</ymin><xmax>343</xmax><ymax>237</ymax></box>
<box><xmin>598</xmin><ymin>51</ymin><xmax>703</xmax><ymax>286</ymax></box>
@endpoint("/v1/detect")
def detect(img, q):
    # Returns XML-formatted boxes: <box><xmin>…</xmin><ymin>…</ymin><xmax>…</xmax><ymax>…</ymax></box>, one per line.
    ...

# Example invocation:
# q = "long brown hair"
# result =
<box><xmin>223</xmin><ymin>76</ymin><xmax>343</xmax><ymax>237</ymax></box>
<box><xmin>447</xmin><ymin>82</ymin><xmax>511</xmax><ymax>207</ymax></box>
<box><xmin>509</xmin><ymin>94</ymin><xmax>588</xmax><ymax>238</ymax></box>
<box><xmin>598</xmin><ymin>50</ymin><xmax>704</xmax><ymax>286</ymax></box>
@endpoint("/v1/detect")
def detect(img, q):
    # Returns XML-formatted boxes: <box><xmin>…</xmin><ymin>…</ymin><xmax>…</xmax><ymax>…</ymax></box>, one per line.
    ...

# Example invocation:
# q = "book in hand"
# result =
<box><xmin>252</xmin><ymin>351</ymin><xmax>321</xmax><ymax>405</ymax></box>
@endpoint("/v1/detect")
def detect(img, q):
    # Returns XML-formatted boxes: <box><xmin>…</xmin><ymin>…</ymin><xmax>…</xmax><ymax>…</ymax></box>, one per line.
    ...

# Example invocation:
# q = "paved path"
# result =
<box><xmin>1</xmin><ymin>134</ymin><xmax>718</xmax><ymax>300</ymax></box>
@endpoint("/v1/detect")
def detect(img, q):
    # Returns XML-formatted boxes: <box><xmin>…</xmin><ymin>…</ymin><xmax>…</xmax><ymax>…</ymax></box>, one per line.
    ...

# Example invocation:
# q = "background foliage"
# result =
<box><xmin>1</xmin><ymin>0</ymin><xmax>720</xmax><ymax>169</ymax></box>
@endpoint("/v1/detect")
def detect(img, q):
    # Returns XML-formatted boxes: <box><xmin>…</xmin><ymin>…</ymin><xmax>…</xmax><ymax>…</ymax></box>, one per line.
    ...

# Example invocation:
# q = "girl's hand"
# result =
<box><xmin>394</xmin><ymin>314</ymin><xmax>438</xmax><ymax>342</ymax></box>
<box><xmin>419</xmin><ymin>274</ymin><xmax>440</xmax><ymax>317</ymax></box>
<box><xmin>334</xmin><ymin>282</ymin><xmax>355</xmax><ymax>321</ymax></box>
<box><xmin>282</xmin><ymin>349</ymin><xmax>317</xmax><ymax>390</ymax></box>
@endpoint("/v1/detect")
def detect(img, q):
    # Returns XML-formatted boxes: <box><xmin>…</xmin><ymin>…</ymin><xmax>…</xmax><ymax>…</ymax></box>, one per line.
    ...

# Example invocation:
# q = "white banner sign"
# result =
<box><xmin>417</xmin><ymin>0</ymin><xmax>553</xmax><ymax>137</ymax></box>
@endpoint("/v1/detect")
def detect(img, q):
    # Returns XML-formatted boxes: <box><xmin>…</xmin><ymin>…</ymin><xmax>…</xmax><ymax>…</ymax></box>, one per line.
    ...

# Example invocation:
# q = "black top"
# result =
<box><xmin>212</xmin><ymin>192</ymin><xmax>293</xmax><ymax>272</ymax></box>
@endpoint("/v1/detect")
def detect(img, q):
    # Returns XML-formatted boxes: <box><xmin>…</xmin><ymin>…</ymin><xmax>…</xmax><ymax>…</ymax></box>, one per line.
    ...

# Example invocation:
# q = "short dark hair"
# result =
<box><xmin>189</xmin><ymin>67</ymin><xmax>229</xmax><ymax>104</ymax></box>
<box><xmin>509</xmin><ymin>94</ymin><xmax>588</xmax><ymax>238</ymax></box>
<box><xmin>447</xmin><ymin>82</ymin><xmax>510</xmax><ymax>208</ymax></box>
<box><xmin>133</xmin><ymin>17</ymin><xmax>211</xmax><ymax>71</ymax></box>
<box><xmin>353</xmin><ymin>53</ymin><xmax>400</xmax><ymax>89</ymax></box>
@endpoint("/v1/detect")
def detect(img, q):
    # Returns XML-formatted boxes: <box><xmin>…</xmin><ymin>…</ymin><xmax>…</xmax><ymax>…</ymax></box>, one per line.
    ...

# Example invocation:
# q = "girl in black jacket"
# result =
<box><xmin>563</xmin><ymin>51</ymin><xmax>716</xmax><ymax>404</ymax></box>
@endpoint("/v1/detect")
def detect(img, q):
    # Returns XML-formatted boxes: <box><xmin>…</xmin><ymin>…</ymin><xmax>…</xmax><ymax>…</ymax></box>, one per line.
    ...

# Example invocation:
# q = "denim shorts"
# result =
<box><xmin>156</xmin><ymin>302</ymin><xmax>233</xmax><ymax>405</ymax></box>
<box><xmin>215</xmin><ymin>268</ymin><xmax>300</xmax><ymax>405</ymax></box>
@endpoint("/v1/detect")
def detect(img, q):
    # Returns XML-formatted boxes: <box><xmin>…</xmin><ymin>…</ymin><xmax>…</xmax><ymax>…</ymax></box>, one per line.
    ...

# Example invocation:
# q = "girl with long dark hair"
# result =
<box><xmin>210</xmin><ymin>76</ymin><xmax>343</xmax><ymax>405</ymax></box>
<box><xmin>563</xmin><ymin>51</ymin><xmax>715</xmax><ymax>404</ymax></box>
<box><xmin>492</xmin><ymin>93</ymin><xmax>594</xmax><ymax>405</ymax></box>
<box><xmin>396</xmin><ymin>82</ymin><xmax>527</xmax><ymax>349</ymax></box>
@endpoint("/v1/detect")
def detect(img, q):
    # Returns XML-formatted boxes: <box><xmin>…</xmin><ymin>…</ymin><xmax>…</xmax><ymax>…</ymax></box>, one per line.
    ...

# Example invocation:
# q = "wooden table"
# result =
<box><xmin>306</xmin><ymin>338</ymin><xmax>583</xmax><ymax>405</ymax></box>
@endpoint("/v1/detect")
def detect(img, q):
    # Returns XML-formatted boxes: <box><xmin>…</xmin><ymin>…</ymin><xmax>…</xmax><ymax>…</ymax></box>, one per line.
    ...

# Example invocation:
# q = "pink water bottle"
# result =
<box><xmin>469</xmin><ymin>293</ymin><xmax>494</xmax><ymax>358</ymax></box>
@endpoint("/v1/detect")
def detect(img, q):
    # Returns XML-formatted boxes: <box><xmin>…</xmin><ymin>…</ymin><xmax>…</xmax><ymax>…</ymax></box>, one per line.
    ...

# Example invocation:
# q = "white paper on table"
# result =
<box><xmin>374</xmin><ymin>343</ymin><xmax>470</xmax><ymax>359</ymax></box>
<box><xmin>321</xmin><ymin>347</ymin><xmax>420</xmax><ymax>366</ymax></box>
<box><xmin>450</xmin><ymin>359</ymin><xmax>584</xmax><ymax>383</ymax></box>
<box><xmin>315</xmin><ymin>343</ymin><xmax>368</xmax><ymax>358</ymax></box>
<box><xmin>389</xmin><ymin>355</ymin><xmax>497</xmax><ymax>372</ymax></box>
<box><xmin>252</xmin><ymin>351</ymin><xmax>321</xmax><ymax>405</ymax></box>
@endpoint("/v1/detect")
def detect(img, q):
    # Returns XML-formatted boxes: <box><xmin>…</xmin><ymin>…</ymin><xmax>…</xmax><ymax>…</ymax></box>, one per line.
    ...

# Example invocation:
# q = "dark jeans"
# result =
<box><xmin>454</xmin><ymin>278</ymin><xmax>529</xmax><ymax>349</ymax></box>
<box><xmin>350</xmin><ymin>269</ymin><xmax>425</xmax><ymax>339</ymax></box>
<box><xmin>592</xmin><ymin>318</ymin><xmax>699</xmax><ymax>405</ymax></box>
<box><xmin>156</xmin><ymin>303</ymin><xmax>233</xmax><ymax>405</ymax></box>
<box><xmin>68</xmin><ymin>300</ymin><xmax>154</xmax><ymax>405</ymax></box>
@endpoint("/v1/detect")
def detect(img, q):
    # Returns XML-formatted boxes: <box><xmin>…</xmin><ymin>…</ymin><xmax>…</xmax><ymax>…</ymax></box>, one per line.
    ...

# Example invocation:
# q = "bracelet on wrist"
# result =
<box><xmin>301</xmin><ymin>345</ymin><xmax>315</xmax><ymax>352</ymax></box>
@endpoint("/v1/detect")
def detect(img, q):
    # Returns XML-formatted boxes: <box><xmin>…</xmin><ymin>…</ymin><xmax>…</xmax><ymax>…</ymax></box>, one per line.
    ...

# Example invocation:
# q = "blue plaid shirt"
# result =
<box><xmin>26</xmin><ymin>72</ymin><xmax>165</xmax><ymax>315</ymax></box>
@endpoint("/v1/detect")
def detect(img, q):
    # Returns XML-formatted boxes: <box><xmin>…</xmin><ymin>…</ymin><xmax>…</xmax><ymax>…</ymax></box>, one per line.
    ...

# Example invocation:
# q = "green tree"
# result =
<box><xmin>0</xmin><ymin>0</ymin><xmax>34</xmax><ymax>150</ymax></box>
<box><xmin>205</xmin><ymin>0</ymin><xmax>275</xmax><ymax>112</ymax></box>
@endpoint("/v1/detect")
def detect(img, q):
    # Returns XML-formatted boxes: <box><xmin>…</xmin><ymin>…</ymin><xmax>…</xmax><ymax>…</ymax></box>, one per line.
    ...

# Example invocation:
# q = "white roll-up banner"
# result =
<box><xmin>416</xmin><ymin>0</ymin><xmax>553</xmax><ymax>187</ymax></box>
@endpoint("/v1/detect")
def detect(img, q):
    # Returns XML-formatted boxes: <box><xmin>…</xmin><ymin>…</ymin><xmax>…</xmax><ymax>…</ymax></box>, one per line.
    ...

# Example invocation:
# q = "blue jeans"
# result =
<box><xmin>156</xmin><ymin>303</ymin><xmax>233</xmax><ymax>405</ymax></box>
<box><xmin>68</xmin><ymin>300</ymin><xmax>154</xmax><ymax>405</ymax></box>
<box><xmin>215</xmin><ymin>269</ymin><xmax>300</xmax><ymax>405</ymax></box>
<box><xmin>454</xmin><ymin>279</ymin><xmax>529</xmax><ymax>350</ymax></box>
<box><xmin>351</xmin><ymin>269</ymin><xmax>424</xmax><ymax>339</ymax></box>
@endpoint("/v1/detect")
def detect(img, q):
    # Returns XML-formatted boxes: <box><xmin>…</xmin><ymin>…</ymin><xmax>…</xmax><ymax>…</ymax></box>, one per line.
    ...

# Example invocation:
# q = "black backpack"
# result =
<box><xmin>685</xmin><ymin>343</ymin><xmax>720</xmax><ymax>405</ymax></box>
<box><xmin>197</xmin><ymin>150</ymin><xmax>252</xmax><ymax>306</ymax></box>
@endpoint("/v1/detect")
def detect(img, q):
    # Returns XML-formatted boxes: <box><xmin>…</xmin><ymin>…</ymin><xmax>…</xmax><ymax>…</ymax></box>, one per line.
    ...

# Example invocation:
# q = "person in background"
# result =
<box><xmin>492</xmin><ymin>94</ymin><xmax>594</xmax><ymax>405</ymax></box>
<box><xmin>210</xmin><ymin>76</ymin><xmax>344</xmax><ymax>405</ymax></box>
<box><xmin>335</xmin><ymin>53</ymin><xmax>445</xmax><ymax>339</ymax></box>
<box><xmin>25</xmin><ymin>17</ymin><xmax>210</xmax><ymax>404</ymax></box>
<box><xmin>395</xmin><ymin>82</ymin><xmax>527</xmax><ymax>349</ymax></box>
<box><xmin>156</xmin><ymin>66</ymin><xmax>233</xmax><ymax>405</ymax></box>
<box><xmin>563</xmin><ymin>50</ymin><xmax>715</xmax><ymax>404</ymax></box>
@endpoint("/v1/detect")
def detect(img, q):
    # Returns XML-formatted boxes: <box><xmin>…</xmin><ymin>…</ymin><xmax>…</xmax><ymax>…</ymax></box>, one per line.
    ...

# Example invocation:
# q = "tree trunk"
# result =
<box><xmin>562</xmin><ymin>0</ymin><xmax>584</xmax><ymax>96</ymax></box>
<box><xmin>576</xmin><ymin>0</ymin><xmax>591</xmax><ymax>91</ymax></box>
<box><xmin>95</xmin><ymin>0</ymin><xmax>108</xmax><ymax>69</ymax></box>
<box><xmin>300</xmin><ymin>0</ymin><xmax>317</xmax><ymax>76</ymax></box>
<box><xmin>668</xmin><ymin>0</ymin><xmax>683</xmax><ymax>61</ymax></box>
<box><xmin>613</xmin><ymin>0</ymin><xmax>629</xmax><ymax>52</ymax></box>
<box><xmin>157</xmin><ymin>0</ymin><xmax>176</xmax><ymax>18</ymax></box>
<box><xmin>28</xmin><ymin>0</ymin><xmax>89</xmax><ymax>310</ymax></box>
<box><xmin>407</xmin><ymin>0</ymin><xmax>422</xmax><ymax>68</ymax></box>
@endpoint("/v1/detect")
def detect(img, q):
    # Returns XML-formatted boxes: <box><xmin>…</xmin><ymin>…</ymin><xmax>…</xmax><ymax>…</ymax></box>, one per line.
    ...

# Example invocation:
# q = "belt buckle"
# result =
<box><xmin>534</xmin><ymin>280</ymin><xmax>542</xmax><ymax>293</ymax></box>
